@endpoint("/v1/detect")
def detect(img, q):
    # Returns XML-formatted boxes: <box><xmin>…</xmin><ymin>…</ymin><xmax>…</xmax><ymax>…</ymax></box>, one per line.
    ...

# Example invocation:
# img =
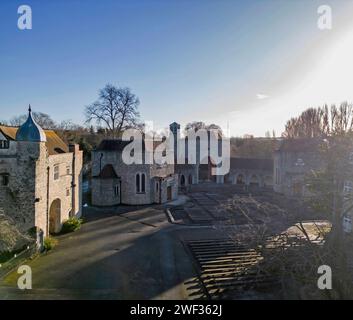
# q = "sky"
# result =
<box><xmin>1</xmin><ymin>0</ymin><xmax>353</xmax><ymax>137</ymax></box>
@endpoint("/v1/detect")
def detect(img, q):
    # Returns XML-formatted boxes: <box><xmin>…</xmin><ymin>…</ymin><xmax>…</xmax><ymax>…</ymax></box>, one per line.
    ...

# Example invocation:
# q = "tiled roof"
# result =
<box><xmin>96</xmin><ymin>139</ymin><xmax>132</xmax><ymax>151</ymax></box>
<box><xmin>96</xmin><ymin>164</ymin><xmax>119</xmax><ymax>179</ymax></box>
<box><xmin>276</xmin><ymin>138</ymin><xmax>323</xmax><ymax>152</ymax></box>
<box><xmin>0</xmin><ymin>125</ymin><xmax>69</xmax><ymax>155</ymax></box>
<box><xmin>230</xmin><ymin>158</ymin><xmax>273</xmax><ymax>171</ymax></box>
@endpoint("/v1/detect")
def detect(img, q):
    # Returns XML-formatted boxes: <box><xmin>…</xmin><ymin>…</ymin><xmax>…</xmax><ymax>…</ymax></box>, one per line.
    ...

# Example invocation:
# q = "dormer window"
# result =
<box><xmin>0</xmin><ymin>140</ymin><xmax>9</xmax><ymax>149</ymax></box>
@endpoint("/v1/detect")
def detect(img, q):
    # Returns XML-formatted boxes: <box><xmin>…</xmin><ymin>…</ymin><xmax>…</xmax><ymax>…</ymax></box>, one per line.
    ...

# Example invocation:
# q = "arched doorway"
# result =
<box><xmin>236</xmin><ymin>174</ymin><xmax>245</xmax><ymax>185</ymax></box>
<box><xmin>180</xmin><ymin>175</ymin><xmax>185</xmax><ymax>186</ymax></box>
<box><xmin>224</xmin><ymin>174</ymin><xmax>233</xmax><ymax>184</ymax></box>
<box><xmin>249</xmin><ymin>175</ymin><xmax>260</xmax><ymax>186</ymax></box>
<box><xmin>188</xmin><ymin>174</ymin><xmax>193</xmax><ymax>185</ymax></box>
<box><xmin>49</xmin><ymin>199</ymin><xmax>61</xmax><ymax>234</ymax></box>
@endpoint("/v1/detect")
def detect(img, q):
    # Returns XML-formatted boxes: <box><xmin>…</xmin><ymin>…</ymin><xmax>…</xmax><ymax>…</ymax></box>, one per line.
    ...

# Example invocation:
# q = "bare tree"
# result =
<box><xmin>282</xmin><ymin>102</ymin><xmax>353</xmax><ymax>138</ymax></box>
<box><xmin>184</xmin><ymin>121</ymin><xmax>222</xmax><ymax>134</ymax></box>
<box><xmin>85</xmin><ymin>84</ymin><xmax>140</xmax><ymax>138</ymax></box>
<box><xmin>9</xmin><ymin>112</ymin><xmax>56</xmax><ymax>129</ymax></box>
<box><xmin>184</xmin><ymin>121</ymin><xmax>207</xmax><ymax>133</ymax></box>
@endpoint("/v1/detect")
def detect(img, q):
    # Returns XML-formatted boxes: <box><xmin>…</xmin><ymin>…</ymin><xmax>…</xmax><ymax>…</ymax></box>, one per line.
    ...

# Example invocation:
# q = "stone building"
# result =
<box><xmin>273</xmin><ymin>138</ymin><xmax>325</xmax><ymax>197</ymax></box>
<box><xmin>222</xmin><ymin>158</ymin><xmax>273</xmax><ymax>187</ymax></box>
<box><xmin>169</xmin><ymin>122</ymin><xmax>199</xmax><ymax>189</ymax></box>
<box><xmin>91</xmin><ymin>139</ymin><xmax>178</xmax><ymax>206</ymax></box>
<box><xmin>0</xmin><ymin>107</ymin><xmax>83</xmax><ymax>239</ymax></box>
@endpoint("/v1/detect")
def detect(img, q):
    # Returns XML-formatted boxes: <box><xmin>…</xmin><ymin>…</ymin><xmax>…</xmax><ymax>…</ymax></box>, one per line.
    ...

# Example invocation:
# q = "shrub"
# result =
<box><xmin>43</xmin><ymin>237</ymin><xmax>58</xmax><ymax>251</ymax></box>
<box><xmin>61</xmin><ymin>217</ymin><xmax>83</xmax><ymax>234</ymax></box>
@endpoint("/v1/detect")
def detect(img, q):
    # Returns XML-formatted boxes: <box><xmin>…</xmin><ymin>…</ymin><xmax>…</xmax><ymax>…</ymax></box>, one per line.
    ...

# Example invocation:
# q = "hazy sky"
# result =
<box><xmin>1</xmin><ymin>0</ymin><xmax>353</xmax><ymax>136</ymax></box>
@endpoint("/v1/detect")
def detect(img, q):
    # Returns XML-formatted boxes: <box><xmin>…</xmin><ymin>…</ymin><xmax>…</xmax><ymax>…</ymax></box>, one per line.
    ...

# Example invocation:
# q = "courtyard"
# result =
<box><xmin>0</xmin><ymin>184</ymin><xmax>329</xmax><ymax>300</ymax></box>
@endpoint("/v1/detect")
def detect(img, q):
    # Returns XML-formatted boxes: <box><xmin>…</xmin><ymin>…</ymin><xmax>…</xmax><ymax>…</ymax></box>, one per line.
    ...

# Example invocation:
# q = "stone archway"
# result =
<box><xmin>224</xmin><ymin>174</ymin><xmax>232</xmax><ymax>184</ymax></box>
<box><xmin>49</xmin><ymin>199</ymin><xmax>61</xmax><ymax>234</ymax></box>
<box><xmin>249</xmin><ymin>175</ymin><xmax>260</xmax><ymax>186</ymax></box>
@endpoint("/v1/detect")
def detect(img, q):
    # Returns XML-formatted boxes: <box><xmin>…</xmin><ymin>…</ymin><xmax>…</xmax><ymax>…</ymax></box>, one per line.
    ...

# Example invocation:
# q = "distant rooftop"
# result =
<box><xmin>276</xmin><ymin>138</ymin><xmax>325</xmax><ymax>152</ymax></box>
<box><xmin>230</xmin><ymin>158</ymin><xmax>273</xmax><ymax>171</ymax></box>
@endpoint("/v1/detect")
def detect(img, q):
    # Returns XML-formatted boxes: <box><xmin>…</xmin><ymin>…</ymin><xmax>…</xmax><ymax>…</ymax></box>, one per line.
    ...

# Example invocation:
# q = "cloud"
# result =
<box><xmin>256</xmin><ymin>93</ymin><xmax>270</xmax><ymax>100</ymax></box>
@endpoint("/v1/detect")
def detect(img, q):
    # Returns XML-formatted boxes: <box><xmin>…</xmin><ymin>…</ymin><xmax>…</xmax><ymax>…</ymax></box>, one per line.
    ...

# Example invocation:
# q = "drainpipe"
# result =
<box><xmin>99</xmin><ymin>153</ymin><xmax>104</xmax><ymax>173</ymax></box>
<box><xmin>119</xmin><ymin>179</ymin><xmax>122</xmax><ymax>204</ymax></box>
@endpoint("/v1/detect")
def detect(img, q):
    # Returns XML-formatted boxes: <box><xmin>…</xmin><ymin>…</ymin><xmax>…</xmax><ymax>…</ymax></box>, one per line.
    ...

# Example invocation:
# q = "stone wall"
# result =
<box><xmin>92</xmin><ymin>149</ymin><xmax>179</xmax><ymax>206</ymax></box>
<box><xmin>226</xmin><ymin>169</ymin><xmax>273</xmax><ymax>187</ymax></box>
<box><xmin>91</xmin><ymin>177</ymin><xmax>120</xmax><ymax>206</ymax></box>
<box><xmin>48</xmin><ymin>152</ymin><xmax>77</xmax><ymax>233</ymax></box>
<box><xmin>0</xmin><ymin>141</ymin><xmax>43</xmax><ymax>233</ymax></box>
<box><xmin>175</xmin><ymin>164</ymin><xmax>199</xmax><ymax>188</ymax></box>
<box><xmin>274</xmin><ymin>150</ymin><xmax>325</xmax><ymax>197</ymax></box>
<box><xmin>0</xmin><ymin>139</ymin><xmax>83</xmax><ymax>237</ymax></box>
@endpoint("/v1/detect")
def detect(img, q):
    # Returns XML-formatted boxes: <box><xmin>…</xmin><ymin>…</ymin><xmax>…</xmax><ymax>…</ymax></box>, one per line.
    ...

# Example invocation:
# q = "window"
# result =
<box><xmin>1</xmin><ymin>174</ymin><xmax>9</xmax><ymax>186</ymax></box>
<box><xmin>136</xmin><ymin>174</ymin><xmax>140</xmax><ymax>193</ymax></box>
<box><xmin>114</xmin><ymin>185</ymin><xmax>119</xmax><ymax>197</ymax></box>
<box><xmin>156</xmin><ymin>182</ymin><xmax>159</xmax><ymax>192</ymax></box>
<box><xmin>141</xmin><ymin>174</ymin><xmax>145</xmax><ymax>193</ymax></box>
<box><xmin>54</xmin><ymin>165</ymin><xmax>60</xmax><ymax>180</ymax></box>
<box><xmin>66</xmin><ymin>165</ymin><xmax>70</xmax><ymax>175</ymax></box>
<box><xmin>66</xmin><ymin>188</ymin><xmax>70</xmax><ymax>197</ymax></box>
<box><xmin>0</xmin><ymin>140</ymin><xmax>9</xmax><ymax>149</ymax></box>
<box><xmin>136</xmin><ymin>173</ymin><xmax>146</xmax><ymax>193</ymax></box>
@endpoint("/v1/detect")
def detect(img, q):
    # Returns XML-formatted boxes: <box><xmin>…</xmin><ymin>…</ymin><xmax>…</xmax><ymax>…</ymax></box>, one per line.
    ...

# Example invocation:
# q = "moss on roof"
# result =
<box><xmin>0</xmin><ymin>125</ymin><xmax>69</xmax><ymax>155</ymax></box>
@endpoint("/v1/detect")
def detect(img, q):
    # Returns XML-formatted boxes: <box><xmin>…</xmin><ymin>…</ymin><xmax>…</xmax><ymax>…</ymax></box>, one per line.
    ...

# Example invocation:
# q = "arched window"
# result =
<box><xmin>1</xmin><ymin>173</ymin><xmax>9</xmax><ymax>186</ymax></box>
<box><xmin>188</xmin><ymin>174</ymin><xmax>193</xmax><ymax>185</ymax></box>
<box><xmin>136</xmin><ymin>173</ymin><xmax>146</xmax><ymax>193</ymax></box>
<box><xmin>180</xmin><ymin>175</ymin><xmax>185</xmax><ymax>186</ymax></box>
<box><xmin>136</xmin><ymin>174</ymin><xmax>140</xmax><ymax>193</ymax></box>
<box><xmin>141</xmin><ymin>174</ymin><xmax>146</xmax><ymax>193</ymax></box>
<box><xmin>156</xmin><ymin>182</ymin><xmax>159</xmax><ymax>192</ymax></box>
<box><xmin>114</xmin><ymin>185</ymin><xmax>119</xmax><ymax>197</ymax></box>
<box><xmin>0</xmin><ymin>140</ymin><xmax>9</xmax><ymax>149</ymax></box>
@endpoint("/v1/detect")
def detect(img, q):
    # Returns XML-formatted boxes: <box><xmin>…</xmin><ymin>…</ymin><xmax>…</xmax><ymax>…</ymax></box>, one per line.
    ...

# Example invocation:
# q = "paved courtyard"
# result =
<box><xmin>0</xmin><ymin>184</ymin><xmax>325</xmax><ymax>300</ymax></box>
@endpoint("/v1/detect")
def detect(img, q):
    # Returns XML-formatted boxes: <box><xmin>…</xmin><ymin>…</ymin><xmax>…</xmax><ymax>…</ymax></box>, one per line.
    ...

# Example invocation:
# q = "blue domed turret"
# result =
<box><xmin>16</xmin><ymin>105</ymin><xmax>47</xmax><ymax>142</ymax></box>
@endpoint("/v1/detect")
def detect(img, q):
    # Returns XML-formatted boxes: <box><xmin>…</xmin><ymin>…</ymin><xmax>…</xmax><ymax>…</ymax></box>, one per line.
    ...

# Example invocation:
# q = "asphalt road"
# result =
<box><xmin>0</xmin><ymin>205</ymin><xmax>207</xmax><ymax>300</ymax></box>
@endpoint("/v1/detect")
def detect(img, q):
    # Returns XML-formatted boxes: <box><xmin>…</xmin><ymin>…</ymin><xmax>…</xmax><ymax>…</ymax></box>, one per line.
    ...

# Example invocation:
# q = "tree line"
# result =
<box><xmin>282</xmin><ymin>102</ymin><xmax>353</xmax><ymax>138</ymax></box>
